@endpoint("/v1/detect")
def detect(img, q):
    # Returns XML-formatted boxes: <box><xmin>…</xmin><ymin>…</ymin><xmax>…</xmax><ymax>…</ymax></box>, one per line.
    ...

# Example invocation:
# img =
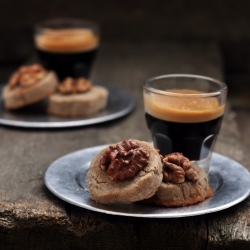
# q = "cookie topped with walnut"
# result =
<box><xmin>47</xmin><ymin>77</ymin><xmax>108</xmax><ymax>117</ymax></box>
<box><xmin>87</xmin><ymin>139</ymin><xmax>163</xmax><ymax>204</ymax></box>
<box><xmin>2</xmin><ymin>64</ymin><xmax>58</xmax><ymax>110</ymax></box>
<box><xmin>144</xmin><ymin>152</ymin><xmax>213</xmax><ymax>207</ymax></box>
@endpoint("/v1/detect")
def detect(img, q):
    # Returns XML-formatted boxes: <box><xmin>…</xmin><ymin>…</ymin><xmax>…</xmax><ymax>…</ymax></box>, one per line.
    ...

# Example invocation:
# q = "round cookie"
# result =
<box><xmin>87</xmin><ymin>140</ymin><xmax>163</xmax><ymax>204</ymax></box>
<box><xmin>3</xmin><ymin>71</ymin><xmax>58</xmax><ymax>110</ymax></box>
<box><xmin>146</xmin><ymin>165</ymin><xmax>213</xmax><ymax>207</ymax></box>
<box><xmin>47</xmin><ymin>85</ymin><xmax>108</xmax><ymax>117</ymax></box>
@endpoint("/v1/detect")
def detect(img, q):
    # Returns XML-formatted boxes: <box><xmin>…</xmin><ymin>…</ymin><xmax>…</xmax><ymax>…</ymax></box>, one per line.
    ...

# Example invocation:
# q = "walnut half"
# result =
<box><xmin>8</xmin><ymin>64</ymin><xmax>47</xmax><ymax>89</ymax></box>
<box><xmin>100</xmin><ymin>140</ymin><xmax>149</xmax><ymax>181</ymax></box>
<box><xmin>162</xmin><ymin>152</ymin><xmax>198</xmax><ymax>184</ymax></box>
<box><xmin>58</xmin><ymin>77</ymin><xmax>92</xmax><ymax>95</ymax></box>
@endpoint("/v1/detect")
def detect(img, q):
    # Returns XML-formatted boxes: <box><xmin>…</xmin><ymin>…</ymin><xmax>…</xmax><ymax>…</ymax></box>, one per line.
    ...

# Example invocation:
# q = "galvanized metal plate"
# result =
<box><xmin>44</xmin><ymin>144</ymin><xmax>250</xmax><ymax>218</ymax></box>
<box><xmin>0</xmin><ymin>85</ymin><xmax>135</xmax><ymax>128</ymax></box>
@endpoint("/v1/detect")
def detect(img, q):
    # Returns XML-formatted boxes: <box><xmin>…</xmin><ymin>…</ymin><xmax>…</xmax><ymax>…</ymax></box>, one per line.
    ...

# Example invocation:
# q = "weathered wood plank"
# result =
<box><xmin>0</xmin><ymin>40</ymin><xmax>249</xmax><ymax>249</ymax></box>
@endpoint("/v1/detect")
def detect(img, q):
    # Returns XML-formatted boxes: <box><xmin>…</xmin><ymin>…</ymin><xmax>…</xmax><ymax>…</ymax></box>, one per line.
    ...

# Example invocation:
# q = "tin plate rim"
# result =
<box><xmin>0</xmin><ymin>84</ymin><xmax>135</xmax><ymax>128</ymax></box>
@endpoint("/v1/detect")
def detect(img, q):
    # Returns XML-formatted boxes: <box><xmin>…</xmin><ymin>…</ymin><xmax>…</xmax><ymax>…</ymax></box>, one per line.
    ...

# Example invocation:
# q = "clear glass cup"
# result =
<box><xmin>34</xmin><ymin>18</ymin><xmax>100</xmax><ymax>80</ymax></box>
<box><xmin>143</xmin><ymin>74</ymin><xmax>227</xmax><ymax>173</ymax></box>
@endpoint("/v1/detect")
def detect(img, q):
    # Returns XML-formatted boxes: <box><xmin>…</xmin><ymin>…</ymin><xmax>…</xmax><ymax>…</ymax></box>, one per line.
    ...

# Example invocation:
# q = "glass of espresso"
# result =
<box><xmin>34</xmin><ymin>18</ymin><xmax>100</xmax><ymax>80</ymax></box>
<box><xmin>143</xmin><ymin>74</ymin><xmax>227</xmax><ymax>173</ymax></box>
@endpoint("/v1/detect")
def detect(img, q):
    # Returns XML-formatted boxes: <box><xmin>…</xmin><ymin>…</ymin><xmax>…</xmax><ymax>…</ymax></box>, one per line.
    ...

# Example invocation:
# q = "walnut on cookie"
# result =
<box><xmin>8</xmin><ymin>64</ymin><xmax>47</xmax><ymax>89</ymax></box>
<box><xmin>58</xmin><ymin>77</ymin><xmax>92</xmax><ymax>95</ymax></box>
<box><xmin>100</xmin><ymin>140</ymin><xmax>150</xmax><ymax>181</ymax></box>
<box><xmin>162</xmin><ymin>152</ymin><xmax>198</xmax><ymax>184</ymax></box>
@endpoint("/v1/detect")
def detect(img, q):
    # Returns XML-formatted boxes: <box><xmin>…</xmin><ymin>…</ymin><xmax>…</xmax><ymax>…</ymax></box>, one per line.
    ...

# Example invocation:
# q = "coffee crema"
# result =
<box><xmin>35</xmin><ymin>28</ymin><xmax>99</xmax><ymax>53</ymax></box>
<box><xmin>144</xmin><ymin>89</ymin><xmax>225</xmax><ymax>123</ymax></box>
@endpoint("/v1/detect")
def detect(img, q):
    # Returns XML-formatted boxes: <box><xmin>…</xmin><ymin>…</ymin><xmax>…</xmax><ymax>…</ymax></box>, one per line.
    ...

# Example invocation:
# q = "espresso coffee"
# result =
<box><xmin>35</xmin><ymin>28</ymin><xmax>99</xmax><ymax>80</ymax></box>
<box><xmin>145</xmin><ymin>113</ymin><xmax>223</xmax><ymax>159</ymax></box>
<box><xmin>144</xmin><ymin>89</ymin><xmax>225</xmax><ymax>159</ymax></box>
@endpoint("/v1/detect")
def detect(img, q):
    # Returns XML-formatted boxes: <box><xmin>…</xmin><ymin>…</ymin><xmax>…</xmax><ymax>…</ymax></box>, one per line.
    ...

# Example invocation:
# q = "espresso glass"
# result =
<box><xmin>34</xmin><ymin>18</ymin><xmax>100</xmax><ymax>80</ymax></box>
<box><xmin>143</xmin><ymin>74</ymin><xmax>227</xmax><ymax>173</ymax></box>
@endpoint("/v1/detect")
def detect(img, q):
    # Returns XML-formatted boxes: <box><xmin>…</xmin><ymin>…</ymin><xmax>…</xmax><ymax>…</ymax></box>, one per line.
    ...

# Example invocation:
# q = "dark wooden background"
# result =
<box><xmin>0</xmin><ymin>0</ymin><xmax>250</xmax><ymax>105</ymax></box>
<box><xmin>1</xmin><ymin>1</ymin><xmax>250</xmax><ymax>249</ymax></box>
<box><xmin>0</xmin><ymin>0</ymin><xmax>250</xmax><ymax>61</ymax></box>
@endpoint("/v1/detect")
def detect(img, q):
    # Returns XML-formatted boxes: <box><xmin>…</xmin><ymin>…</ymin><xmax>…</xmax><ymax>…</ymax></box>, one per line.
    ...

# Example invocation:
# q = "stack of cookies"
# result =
<box><xmin>87</xmin><ymin>139</ymin><xmax>213</xmax><ymax>207</ymax></box>
<box><xmin>2</xmin><ymin>64</ymin><xmax>58</xmax><ymax>110</ymax></box>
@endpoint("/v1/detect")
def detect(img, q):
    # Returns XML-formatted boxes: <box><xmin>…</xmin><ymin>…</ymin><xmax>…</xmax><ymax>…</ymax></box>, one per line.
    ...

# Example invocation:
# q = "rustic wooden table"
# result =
<box><xmin>0</xmin><ymin>40</ymin><xmax>249</xmax><ymax>250</ymax></box>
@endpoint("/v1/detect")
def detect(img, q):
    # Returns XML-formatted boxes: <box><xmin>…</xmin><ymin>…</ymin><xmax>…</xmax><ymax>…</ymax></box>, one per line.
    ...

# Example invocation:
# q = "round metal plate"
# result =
<box><xmin>0</xmin><ymin>85</ymin><xmax>135</xmax><ymax>128</ymax></box>
<box><xmin>44</xmin><ymin>144</ymin><xmax>250</xmax><ymax>218</ymax></box>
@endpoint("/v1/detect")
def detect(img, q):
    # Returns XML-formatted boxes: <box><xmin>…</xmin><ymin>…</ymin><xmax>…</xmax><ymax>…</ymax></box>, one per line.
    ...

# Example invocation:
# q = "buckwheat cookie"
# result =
<box><xmin>47</xmin><ymin>77</ymin><xmax>108</xmax><ymax>117</ymax></box>
<box><xmin>145</xmin><ymin>152</ymin><xmax>213</xmax><ymax>207</ymax></box>
<box><xmin>2</xmin><ymin>64</ymin><xmax>58</xmax><ymax>110</ymax></box>
<box><xmin>87</xmin><ymin>139</ymin><xmax>163</xmax><ymax>204</ymax></box>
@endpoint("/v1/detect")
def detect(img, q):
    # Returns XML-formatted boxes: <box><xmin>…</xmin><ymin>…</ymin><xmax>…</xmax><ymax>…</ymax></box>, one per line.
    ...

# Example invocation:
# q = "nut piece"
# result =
<box><xmin>58</xmin><ymin>77</ymin><xmax>92</xmax><ymax>95</ymax></box>
<box><xmin>162</xmin><ymin>152</ymin><xmax>198</xmax><ymax>184</ymax></box>
<box><xmin>76</xmin><ymin>78</ymin><xmax>92</xmax><ymax>92</ymax></box>
<box><xmin>58</xmin><ymin>77</ymin><xmax>74</xmax><ymax>94</ymax></box>
<box><xmin>19</xmin><ymin>73</ymin><xmax>40</xmax><ymax>87</ymax></box>
<box><xmin>162</xmin><ymin>158</ymin><xmax>185</xmax><ymax>184</ymax></box>
<box><xmin>100</xmin><ymin>140</ymin><xmax>149</xmax><ymax>181</ymax></box>
<box><xmin>8</xmin><ymin>64</ymin><xmax>47</xmax><ymax>89</ymax></box>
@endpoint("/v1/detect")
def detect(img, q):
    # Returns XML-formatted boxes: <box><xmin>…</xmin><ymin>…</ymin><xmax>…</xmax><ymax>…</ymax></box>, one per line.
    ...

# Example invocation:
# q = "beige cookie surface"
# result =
<box><xmin>2</xmin><ymin>71</ymin><xmax>58</xmax><ymax>110</ymax></box>
<box><xmin>145</xmin><ymin>165</ymin><xmax>213</xmax><ymax>207</ymax></box>
<box><xmin>47</xmin><ymin>86</ymin><xmax>108</xmax><ymax>117</ymax></box>
<box><xmin>87</xmin><ymin>140</ymin><xmax>163</xmax><ymax>204</ymax></box>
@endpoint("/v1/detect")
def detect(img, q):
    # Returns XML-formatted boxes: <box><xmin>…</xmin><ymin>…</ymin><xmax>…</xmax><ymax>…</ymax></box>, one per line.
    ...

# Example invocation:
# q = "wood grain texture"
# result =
<box><xmin>0</xmin><ymin>40</ymin><xmax>249</xmax><ymax>249</ymax></box>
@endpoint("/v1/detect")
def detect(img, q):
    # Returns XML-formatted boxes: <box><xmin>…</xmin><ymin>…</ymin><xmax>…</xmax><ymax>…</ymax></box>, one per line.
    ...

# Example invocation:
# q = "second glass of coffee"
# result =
<box><xmin>143</xmin><ymin>74</ymin><xmax>227</xmax><ymax>173</ymax></box>
<box><xmin>34</xmin><ymin>18</ymin><xmax>100</xmax><ymax>80</ymax></box>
